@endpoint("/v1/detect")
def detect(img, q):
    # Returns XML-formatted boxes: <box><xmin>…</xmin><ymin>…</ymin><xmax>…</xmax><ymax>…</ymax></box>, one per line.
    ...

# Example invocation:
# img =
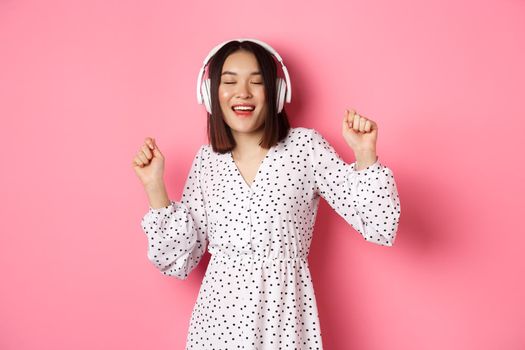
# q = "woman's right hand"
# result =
<box><xmin>132</xmin><ymin>137</ymin><xmax>165</xmax><ymax>188</ymax></box>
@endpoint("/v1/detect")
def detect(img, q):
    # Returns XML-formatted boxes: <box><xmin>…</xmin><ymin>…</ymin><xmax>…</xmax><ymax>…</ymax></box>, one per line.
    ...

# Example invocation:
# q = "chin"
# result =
<box><xmin>230</xmin><ymin>123</ymin><xmax>258</xmax><ymax>133</ymax></box>
<box><xmin>229</xmin><ymin>120</ymin><xmax>265</xmax><ymax>133</ymax></box>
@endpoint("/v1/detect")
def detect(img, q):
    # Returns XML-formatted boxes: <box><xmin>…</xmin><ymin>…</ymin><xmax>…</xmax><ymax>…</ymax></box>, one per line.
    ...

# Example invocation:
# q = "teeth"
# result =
<box><xmin>233</xmin><ymin>106</ymin><xmax>255</xmax><ymax>111</ymax></box>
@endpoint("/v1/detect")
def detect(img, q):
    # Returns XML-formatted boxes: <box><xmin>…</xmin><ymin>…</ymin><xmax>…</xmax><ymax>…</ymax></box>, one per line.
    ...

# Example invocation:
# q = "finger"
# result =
<box><xmin>145</xmin><ymin>137</ymin><xmax>155</xmax><ymax>150</ymax></box>
<box><xmin>137</xmin><ymin>151</ymin><xmax>149</xmax><ymax>165</ymax></box>
<box><xmin>352</xmin><ymin>111</ymin><xmax>360</xmax><ymax>132</ymax></box>
<box><xmin>133</xmin><ymin>156</ymin><xmax>145</xmax><ymax>167</ymax></box>
<box><xmin>366</xmin><ymin>119</ymin><xmax>377</xmax><ymax>132</ymax></box>
<box><xmin>359</xmin><ymin>117</ymin><xmax>367</xmax><ymax>132</ymax></box>
<box><xmin>343</xmin><ymin>110</ymin><xmax>351</xmax><ymax>131</ymax></box>
<box><xmin>346</xmin><ymin>109</ymin><xmax>358</xmax><ymax>130</ymax></box>
<box><xmin>141</xmin><ymin>144</ymin><xmax>153</xmax><ymax>159</ymax></box>
<box><xmin>364</xmin><ymin>119</ymin><xmax>372</xmax><ymax>132</ymax></box>
<box><xmin>152</xmin><ymin>138</ymin><xmax>163</xmax><ymax>158</ymax></box>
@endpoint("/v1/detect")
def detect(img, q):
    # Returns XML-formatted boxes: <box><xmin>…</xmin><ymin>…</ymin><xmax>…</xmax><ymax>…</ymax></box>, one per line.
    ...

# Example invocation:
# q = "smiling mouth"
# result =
<box><xmin>232</xmin><ymin>109</ymin><xmax>254</xmax><ymax>117</ymax></box>
<box><xmin>231</xmin><ymin>105</ymin><xmax>256</xmax><ymax>111</ymax></box>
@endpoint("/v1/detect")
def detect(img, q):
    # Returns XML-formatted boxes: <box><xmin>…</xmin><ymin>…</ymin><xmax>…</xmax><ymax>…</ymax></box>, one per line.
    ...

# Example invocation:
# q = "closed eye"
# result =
<box><xmin>223</xmin><ymin>82</ymin><xmax>264</xmax><ymax>84</ymax></box>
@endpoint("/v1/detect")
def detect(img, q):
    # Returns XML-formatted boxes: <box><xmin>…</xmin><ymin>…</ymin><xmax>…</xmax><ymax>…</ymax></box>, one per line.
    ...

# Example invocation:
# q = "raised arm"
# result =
<box><xmin>140</xmin><ymin>145</ymin><xmax>209</xmax><ymax>279</ymax></box>
<box><xmin>310</xmin><ymin>129</ymin><xmax>401</xmax><ymax>246</ymax></box>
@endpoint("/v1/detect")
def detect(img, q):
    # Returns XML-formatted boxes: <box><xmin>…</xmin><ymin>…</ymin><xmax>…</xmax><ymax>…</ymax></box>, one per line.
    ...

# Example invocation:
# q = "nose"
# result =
<box><xmin>235</xmin><ymin>81</ymin><xmax>253</xmax><ymax>99</ymax></box>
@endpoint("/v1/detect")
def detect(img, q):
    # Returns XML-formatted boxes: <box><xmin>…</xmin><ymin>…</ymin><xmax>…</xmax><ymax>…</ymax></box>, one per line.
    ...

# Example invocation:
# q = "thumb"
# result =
<box><xmin>151</xmin><ymin>138</ymin><xmax>163</xmax><ymax>158</ymax></box>
<box><xmin>343</xmin><ymin>110</ymin><xmax>354</xmax><ymax>133</ymax></box>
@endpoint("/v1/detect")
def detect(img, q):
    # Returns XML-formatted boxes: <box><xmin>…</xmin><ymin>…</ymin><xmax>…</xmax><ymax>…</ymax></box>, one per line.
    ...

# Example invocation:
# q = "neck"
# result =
<box><xmin>231</xmin><ymin>128</ymin><xmax>267</xmax><ymax>160</ymax></box>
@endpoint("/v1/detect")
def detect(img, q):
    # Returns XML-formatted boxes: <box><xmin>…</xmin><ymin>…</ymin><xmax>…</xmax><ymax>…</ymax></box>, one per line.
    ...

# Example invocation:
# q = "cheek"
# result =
<box><xmin>218</xmin><ymin>87</ymin><xmax>231</xmax><ymax>102</ymax></box>
<box><xmin>258</xmin><ymin>89</ymin><xmax>266</xmax><ymax>103</ymax></box>
<box><xmin>218</xmin><ymin>89</ymin><xmax>231</xmax><ymax>114</ymax></box>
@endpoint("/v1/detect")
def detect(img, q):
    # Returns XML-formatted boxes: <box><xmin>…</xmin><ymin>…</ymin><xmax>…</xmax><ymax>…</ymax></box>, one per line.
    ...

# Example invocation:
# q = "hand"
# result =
<box><xmin>132</xmin><ymin>137</ymin><xmax>165</xmax><ymax>188</ymax></box>
<box><xmin>342</xmin><ymin>109</ymin><xmax>378</xmax><ymax>152</ymax></box>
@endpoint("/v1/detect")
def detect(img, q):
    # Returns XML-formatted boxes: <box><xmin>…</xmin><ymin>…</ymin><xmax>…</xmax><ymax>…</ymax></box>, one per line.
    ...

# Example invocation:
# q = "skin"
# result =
<box><xmin>342</xmin><ymin>108</ymin><xmax>379</xmax><ymax>171</ymax></box>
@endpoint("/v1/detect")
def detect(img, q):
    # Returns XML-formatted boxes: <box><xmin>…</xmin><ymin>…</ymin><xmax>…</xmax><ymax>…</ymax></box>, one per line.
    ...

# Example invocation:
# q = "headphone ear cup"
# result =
<box><xmin>201</xmin><ymin>78</ymin><xmax>212</xmax><ymax>114</ymax></box>
<box><xmin>276</xmin><ymin>77</ymin><xmax>287</xmax><ymax>114</ymax></box>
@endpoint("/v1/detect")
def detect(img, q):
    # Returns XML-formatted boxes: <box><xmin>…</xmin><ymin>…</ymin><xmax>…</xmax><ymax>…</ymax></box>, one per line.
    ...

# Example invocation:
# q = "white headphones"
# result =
<box><xmin>196</xmin><ymin>38</ymin><xmax>292</xmax><ymax>115</ymax></box>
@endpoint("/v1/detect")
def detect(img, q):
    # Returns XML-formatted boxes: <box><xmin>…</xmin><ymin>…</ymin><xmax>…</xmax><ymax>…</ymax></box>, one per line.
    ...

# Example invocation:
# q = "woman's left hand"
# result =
<box><xmin>342</xmin><ymin>108</ymin><xmax>378</xmax><ymax>152</ymax></box>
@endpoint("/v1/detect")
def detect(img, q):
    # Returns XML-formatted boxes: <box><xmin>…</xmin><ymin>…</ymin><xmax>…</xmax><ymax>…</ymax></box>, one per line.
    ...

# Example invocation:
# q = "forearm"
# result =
<box><xmin>144</xmin><ymin>182</ymin><xmax>170</xmax><ymax>209</ymax></box>
<box><xmin>354</xmin><ymin>148</ymin><xmax>378</xmax><ymax>171</ymax></box>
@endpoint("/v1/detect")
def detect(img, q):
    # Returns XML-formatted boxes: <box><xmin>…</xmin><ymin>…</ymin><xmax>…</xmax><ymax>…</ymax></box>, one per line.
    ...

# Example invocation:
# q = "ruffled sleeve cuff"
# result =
<box><xmin>147</xmin><ymin>201</ymin><xmax>175</xmax><ymax>215</ymax></box>
<box><xmin>142</xmin><ymin>200</ymin><xmax>191</xmax><ymax>239</ymax></box>
<box><xmin>351</xmin><ymin>156</ymin><xmax>382</xmax><ymax>176</ymax></box>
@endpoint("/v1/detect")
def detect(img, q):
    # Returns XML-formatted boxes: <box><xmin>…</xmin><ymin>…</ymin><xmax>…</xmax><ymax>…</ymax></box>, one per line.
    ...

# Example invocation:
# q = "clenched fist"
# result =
<box><xmin>342</xmin><ymin>109</ymin><xmax>378</xmax><ymax>152</ymax></box>
<box><xmin>132</xmin><ymin>137</ymin><xmax>165</xmax><ymax>188</ymax></box>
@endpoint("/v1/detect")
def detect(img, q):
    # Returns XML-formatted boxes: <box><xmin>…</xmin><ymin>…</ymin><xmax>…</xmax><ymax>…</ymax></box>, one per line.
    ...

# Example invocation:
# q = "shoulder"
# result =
<box><xmin>284</xmin><ymin>127</ymin><xmax>334</xmax><ymax>159</ymax></box>
<box><xmin>288</xmin><ymin>126</ymin><xmax>319</xmax><ymax>141</ymax></box>
<box><xmin>188</xmin><ymin>144</ymin><xmax>211</xmax><ymax>164</ymax></box>
<box><xmin>291</xmin><ymin>126</ymin><xmax>324</xmax><ymax>136</ymax></box>
<box><xmin>197</xmin><ymin>144</ymin><xmax>214</xmax><ymax>161</ymax></box>
<box><xmin>283</xmin><ymin>127</ymin><xmax>333</xmax><ymax>152</ymax></box>
<box><xmin>290</xmin><ymin>126</ymin><xmax>327</xmax><ymax>145</ymax></box>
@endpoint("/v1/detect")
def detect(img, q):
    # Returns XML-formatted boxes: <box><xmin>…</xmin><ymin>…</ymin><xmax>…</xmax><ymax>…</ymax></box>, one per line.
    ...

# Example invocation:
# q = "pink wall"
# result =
<box><xmin>1</xmin><ymin>0</ymin><xmax>524</xmax><ymax>349</ymax></box>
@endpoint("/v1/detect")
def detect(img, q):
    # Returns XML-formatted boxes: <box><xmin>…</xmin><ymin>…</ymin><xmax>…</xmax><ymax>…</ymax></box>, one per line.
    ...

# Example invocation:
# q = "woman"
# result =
<box><xmin>132</xmin><ymin>39</ymin><xmax>401</xmax><ymax>349</ymax></box>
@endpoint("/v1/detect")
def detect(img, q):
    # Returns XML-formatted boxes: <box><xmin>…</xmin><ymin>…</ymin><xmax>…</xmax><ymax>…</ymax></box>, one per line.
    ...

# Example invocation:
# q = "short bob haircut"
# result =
<box><xmin>206</xmin><ymin>40</ymin><xmax>291</xmax><ymax>154</ymax></box>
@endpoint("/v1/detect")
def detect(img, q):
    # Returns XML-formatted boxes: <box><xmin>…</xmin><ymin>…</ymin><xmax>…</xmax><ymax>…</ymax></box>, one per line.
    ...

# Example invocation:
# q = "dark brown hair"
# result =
<box><xmin>205</xmin><ymin>40</ymin><xmax>291</xmax><ymax>153</ymax></box>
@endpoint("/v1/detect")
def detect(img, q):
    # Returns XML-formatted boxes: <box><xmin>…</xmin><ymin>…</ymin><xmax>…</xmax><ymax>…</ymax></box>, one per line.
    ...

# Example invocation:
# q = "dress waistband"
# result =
<box><xmin>210</xmin><ymin>251</ymin><xmax>308</xmax><ymax>262</ymax></box>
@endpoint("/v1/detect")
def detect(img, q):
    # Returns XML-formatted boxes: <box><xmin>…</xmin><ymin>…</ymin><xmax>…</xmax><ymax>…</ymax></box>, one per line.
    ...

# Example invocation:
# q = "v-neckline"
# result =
<box><xmin>228</xmin><ymin>144</ymin><xmax>276</xmax><ymax>192</ymax></box>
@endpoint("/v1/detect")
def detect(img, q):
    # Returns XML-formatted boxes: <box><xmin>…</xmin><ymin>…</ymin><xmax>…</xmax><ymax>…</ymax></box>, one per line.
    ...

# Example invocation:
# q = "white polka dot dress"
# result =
<box><xmin>140</xmin><ymin>127</ymin><xmax>401</xmax><ymax>349</ymax></box>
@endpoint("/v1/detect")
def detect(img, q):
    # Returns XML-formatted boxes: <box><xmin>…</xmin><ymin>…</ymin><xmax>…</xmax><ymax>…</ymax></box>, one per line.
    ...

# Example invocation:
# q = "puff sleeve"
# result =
<box><xmin>310</xmin><ymin>129</ymin><xmax>401</xmax><ymax>246</ymax></box>
<box><xmin>140</xmin><ymin>145</ymin><xmax>208</xmax><ymax>279</ymax></box>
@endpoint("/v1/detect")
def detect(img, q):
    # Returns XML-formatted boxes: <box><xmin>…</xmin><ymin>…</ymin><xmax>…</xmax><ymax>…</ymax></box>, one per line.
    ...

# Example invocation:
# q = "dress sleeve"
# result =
<box><xmin>309</xmin><ymin>129</ymin><xmax>401</xmax><ymax>246</ymax></box>
<box><xmin>140</xmin><ymin>145</ymin><xmax>208</xmax><ymax>279</ymax></box>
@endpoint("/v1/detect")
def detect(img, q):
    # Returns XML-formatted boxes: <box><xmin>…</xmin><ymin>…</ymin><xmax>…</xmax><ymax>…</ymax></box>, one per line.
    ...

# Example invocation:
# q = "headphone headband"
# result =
<box><xmin>196</xmin><ymin>38</ymin><xmax>292</xmax><ymax>107</ymax></box>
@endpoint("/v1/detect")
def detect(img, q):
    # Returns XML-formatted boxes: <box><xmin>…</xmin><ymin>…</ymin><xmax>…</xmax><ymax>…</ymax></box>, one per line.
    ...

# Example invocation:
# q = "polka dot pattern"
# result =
<box><xmin>141</xmin><ymin>127</ymin><xmax>401</xmax><ymax>349</ymax></box>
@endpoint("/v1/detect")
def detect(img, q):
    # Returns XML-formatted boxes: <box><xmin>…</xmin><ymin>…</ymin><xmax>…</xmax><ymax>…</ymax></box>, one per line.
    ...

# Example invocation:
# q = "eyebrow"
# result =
<box><xmin>221</xmin><ymin>71</ymin><xmax>262</xmax><ymax>76</ymax></box>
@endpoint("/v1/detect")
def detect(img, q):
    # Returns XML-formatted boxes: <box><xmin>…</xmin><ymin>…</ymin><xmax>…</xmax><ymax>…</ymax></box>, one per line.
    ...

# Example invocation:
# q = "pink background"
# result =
<box><xmin>1</xmin><ymin>0</ymin><xmax>524</xmax><ymax>349</ymax></box>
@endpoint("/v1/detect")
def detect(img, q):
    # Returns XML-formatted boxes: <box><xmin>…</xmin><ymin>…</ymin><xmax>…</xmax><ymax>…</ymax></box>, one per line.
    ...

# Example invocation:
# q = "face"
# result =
<box><xmin>218</xmin><ymin>50</ymin><xmax>268</xmax><ymax>135</ymax></box>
